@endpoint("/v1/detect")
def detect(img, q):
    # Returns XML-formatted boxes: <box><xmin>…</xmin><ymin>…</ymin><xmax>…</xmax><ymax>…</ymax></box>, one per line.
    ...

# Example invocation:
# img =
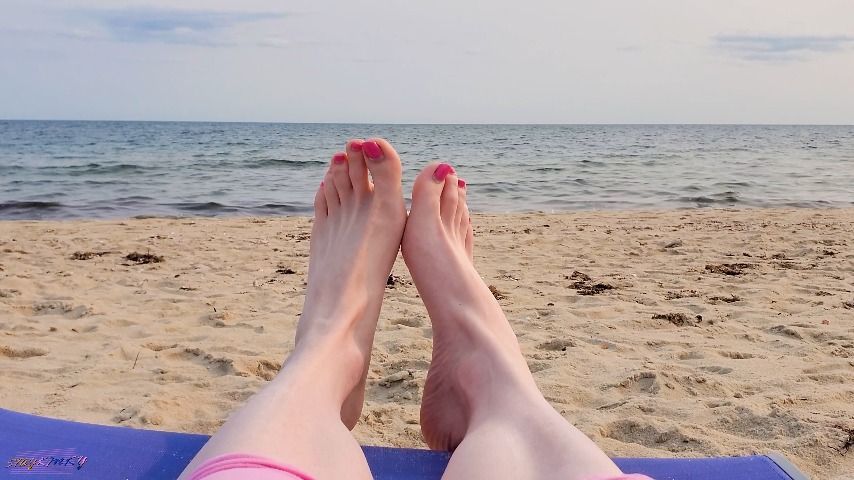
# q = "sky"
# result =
<box><xmin>1</xmin><ymin>0</ymin><xmax>853</xmax><ymax>124</ymax></box>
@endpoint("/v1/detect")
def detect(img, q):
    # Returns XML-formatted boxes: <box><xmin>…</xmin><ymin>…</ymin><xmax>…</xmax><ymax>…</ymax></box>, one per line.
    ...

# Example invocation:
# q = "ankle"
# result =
<box><xmin>453</xmin><ymin>345</ymin><xmax>540</xmax><ymax>409</ymax></box>
<box><xmin>282</xmin><ymin>333</ymin><xmax>366</xmax><ymax>399</ymax></box>
<box><xmin>298</xmin><ymin>296</ymin><xmax>368</xmax><ymax>334</ymax></box>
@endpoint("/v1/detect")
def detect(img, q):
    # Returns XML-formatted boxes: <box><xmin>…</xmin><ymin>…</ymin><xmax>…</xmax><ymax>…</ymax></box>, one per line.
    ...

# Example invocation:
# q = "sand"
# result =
<box><xmin>1</xmin><ymin>208</ymin><xmax>852</xmax><ymax>479</ymax></box>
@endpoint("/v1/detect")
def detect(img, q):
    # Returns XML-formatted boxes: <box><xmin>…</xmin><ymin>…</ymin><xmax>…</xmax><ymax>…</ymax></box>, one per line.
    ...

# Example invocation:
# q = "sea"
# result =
<box><xmin>0</xmin><ymin>121</ymin><xmax>852</xmax><ymax>220</ymax></box>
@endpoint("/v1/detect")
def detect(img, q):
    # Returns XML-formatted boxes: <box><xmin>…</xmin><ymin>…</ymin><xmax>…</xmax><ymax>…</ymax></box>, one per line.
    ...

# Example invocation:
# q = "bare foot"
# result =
<box><xmin>295</xmin><ymin>138</ymin><xmax>406</xmax><ymax>429</ymax></box>
<box><xmin>402</xmin><ymin>163</ymin><xmax>536</xmax><ymax>450</ymax></box>
<box><xmin>403</xmin><ymin>163</ymin><xmax>622</xmax><ymax>479</ymax></box>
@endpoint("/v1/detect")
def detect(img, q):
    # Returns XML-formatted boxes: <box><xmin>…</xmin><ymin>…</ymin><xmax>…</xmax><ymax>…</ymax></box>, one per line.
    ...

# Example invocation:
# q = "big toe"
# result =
<box><xmin>361</xmin><ymin>138</ymin><xmax>402</xmax><ymax>197</ymax></box>
<box><xmin>411</xmin><ymin>162</ymin><xmax>456</xmax><ymax>215</ymax></box>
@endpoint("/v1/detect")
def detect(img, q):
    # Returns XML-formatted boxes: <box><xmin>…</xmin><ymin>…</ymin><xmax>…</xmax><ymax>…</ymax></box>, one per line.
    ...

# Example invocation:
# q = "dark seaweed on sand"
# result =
<box><xmin>568</xmin><ymin>271</ymin><xmax>591</xmax><ymax>281</ymax></box>
<box><xmin>652</xmin><ymin>312</ymin><xmax>699</xmax><ymax>326</ymax></box>
<box><xmin>566</xmin><ymin>271</ymin><xmax>614</xmax><ymax>296</ymax></box>
<box><xmin>572</xmin><ymin>282</ymin><xmax>615</xmax><ymax>295</ymax></box>
<box><xmin>488</xmin><ymin>285</ymin><xmax>505</xmax><ymax>300</ymax></box>
<box><xmin>70</xmin><ymin>251</ymin><xmax>111</xmax><ymax>260</ymax></box>
<box><xmin>709</xmin><ymin>294</ymin><xmax>742</xmax><ymax>303</ymax></box>
<box><xmin>665</xmin><ymin>290</ymin><xmax>699</xmax><ymax>300</ymax></box>
<box><xmin>836</xmin><ymin>427</ymin><xmax>854</xmax><ymax>454</ymax></box>
<box><xmin>125</xmin><ymin>252</ymin><xmax>163</xmax><ymax>264</ymax></box>
<box><xmin>705</xmin><ymin>263</ymin><xmax>753</xmax><ymax>275</ymax></box>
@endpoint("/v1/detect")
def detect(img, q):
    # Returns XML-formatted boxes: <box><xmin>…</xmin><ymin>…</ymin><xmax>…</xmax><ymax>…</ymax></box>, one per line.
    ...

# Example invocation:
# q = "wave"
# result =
<box><xmin>255</xmin><ymin>203</ymin><xmax>304</xmax><ymax>213</ymax></box>
<box><xmin>115</xmin><ymin>196</ymin><xmax>155</xmax><ymax>205</ymax></box>
<box><xmin>578</xmin><ymin>159</ymin><xmax>606</xmax><ymax>166</ymax></box>
<box><xmin>162</xmin><ymin>201</ymin><xmax>306</xmax><ymax>215</ymax></box>
<box><xmin>40</xmin><ymin>163</ymin><xmax>152</xmax><ymax>176</ymax></box>
<box><xmin>678</xmin><ymin>192</ymin><xmax>741</xmax><ymax>205</ymax></box>
<box><xmin>167</xmin><ymin>202</ymin><xmax>240</xmax><ymax>213</ymax></box>
<box><xmin>244</xmin><ymin>158</ymin><xmax>326</xmax><ymax>169</ymax></box>
<box><xmin>41</xmin><ymin>162</ymin><xmax>101</xmax><ymax>170</ymax></box>
<box><xmin>51</xmin><ymin>155</ymin><xmax>94</xmax><ymax>160</ymax></box>
<box><xmin>712</xmin><ymin>181</ymin><xmax>753</xmax><ymax>188</ymax></box>
<box><xmin>0</xmin><ymin>201</ymin><xmax>64</xmax><ymax>212</ymax></box>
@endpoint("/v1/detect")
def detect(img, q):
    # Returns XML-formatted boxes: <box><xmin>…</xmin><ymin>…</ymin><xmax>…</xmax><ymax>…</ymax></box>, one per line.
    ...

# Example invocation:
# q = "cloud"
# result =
<box><xmin>714</xmin><ymin>34</ymin><xmax>854</xmax><ymax>61</ymax></box>
<box><xmin>80</xmin><ymin>7</ymin><xmax>286</xmax><ymax>46</ymax></box>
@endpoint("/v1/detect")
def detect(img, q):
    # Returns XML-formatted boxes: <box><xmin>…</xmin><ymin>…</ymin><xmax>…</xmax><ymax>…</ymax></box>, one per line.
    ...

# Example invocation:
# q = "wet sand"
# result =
<box><xmin>1</xmin><ymin>208</ymin><xmax>852</xmax><ymax>478</ymax></box>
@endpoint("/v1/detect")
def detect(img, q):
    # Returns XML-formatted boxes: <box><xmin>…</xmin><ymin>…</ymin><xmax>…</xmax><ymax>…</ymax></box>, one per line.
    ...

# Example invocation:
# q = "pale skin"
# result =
<box><xmin>179</xmin><ymin>138</ymin><xmax>623</xmax><ymax>480</ymax></box>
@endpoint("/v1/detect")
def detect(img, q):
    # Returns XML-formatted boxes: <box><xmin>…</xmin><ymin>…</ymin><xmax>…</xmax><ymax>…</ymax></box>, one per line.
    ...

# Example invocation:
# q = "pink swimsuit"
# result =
<box><xmin>189</xmin><ymin>453</ymin><xmax>653</xmax><ymax>480</ymax></box>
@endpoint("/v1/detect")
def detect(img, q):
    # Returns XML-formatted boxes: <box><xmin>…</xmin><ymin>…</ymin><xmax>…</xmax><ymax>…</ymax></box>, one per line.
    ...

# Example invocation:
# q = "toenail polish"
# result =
<box><xmin>458</xmin><ymin>179</ymin><xmax>466</xmax><ymax>189</ymax></box>
<box><xmin>433</xmin><ymin>163</ymin><xmax>454</xmax><ymax>182</ymax></box>
<box><xmin>362</xmin><ymin>141</ymin><xmax>383</xmax><ymax>160</ymax></box>
<box><xmin>349</xmin><ymin>139</ymin><xmax>364</xmax><ymax>152</ymax></box>
<box><xmin>332</xmin><ymin>152</ymin><xmax>347</xmax><ymax>164</ymax></box>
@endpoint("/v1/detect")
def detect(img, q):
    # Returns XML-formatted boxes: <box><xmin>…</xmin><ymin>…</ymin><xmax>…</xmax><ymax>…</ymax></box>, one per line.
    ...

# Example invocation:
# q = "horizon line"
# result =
<box><xmin>2</xmin><ymin>118</ymin><xmax>853</xmax><ymax>127</ymax></box>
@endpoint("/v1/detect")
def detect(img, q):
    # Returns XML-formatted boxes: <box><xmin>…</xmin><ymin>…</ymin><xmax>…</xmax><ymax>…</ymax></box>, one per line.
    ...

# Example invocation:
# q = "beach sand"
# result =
<box><xmin>1</xmin><ymin>208</ymin><xmax>852</xmax><ymax>478</ymax></box>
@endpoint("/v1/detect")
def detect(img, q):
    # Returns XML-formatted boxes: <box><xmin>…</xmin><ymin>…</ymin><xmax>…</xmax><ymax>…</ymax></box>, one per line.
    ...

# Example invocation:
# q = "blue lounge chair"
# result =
<box><xmin>0</xmin><ymin>409</ymin><xmax>807</xmax><ymax>479</ymax></box>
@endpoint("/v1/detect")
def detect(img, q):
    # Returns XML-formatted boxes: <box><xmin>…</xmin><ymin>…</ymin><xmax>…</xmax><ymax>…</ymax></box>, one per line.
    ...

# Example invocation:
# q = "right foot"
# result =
<box><xmin>403</xmin><ymin>164</ymin><xmax>624</xmax><ymax>479</ymax></box>
<box><xmin>291</xmin><ymin>138</ymin><xmax>406</xmax><ymax>429</ymax></box>
<box><xmin>402</xmin><ymin>163</ymin><xmax>541</xmax><ymax>451</ymax></box>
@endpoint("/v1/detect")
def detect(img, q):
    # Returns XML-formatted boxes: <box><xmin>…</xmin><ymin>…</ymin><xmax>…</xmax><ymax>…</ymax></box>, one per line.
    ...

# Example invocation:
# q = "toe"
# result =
<box><xmin>330</xmin><ymin>152</ymin><xmax>353</xmax><ymax>201</ymax></box>
<box><xmin>410</xmin><ymin>162</ymin><xmax>455</xmax><ymax>216</ymax></box>
<box><xmin>314</xmin><ymin>181</ymin><xmax>328</xmax><ymax>220</ymax></box>
<box><xmin>440</xmin><ymin>173</ymin><xmax>459</xmax><ymax>226</ymax></box>
<box><xmin>323</xmin><ymin>172</ymin><xmax>340</xmax><ymax>213</ymax></box>
<box><xmin>456</xmin><ymin>179</ymin><xmax>469</xmax><ymax>241</ymax></box>
<box><xmin>346</xmin><ymin>139</ymin><xmax>371</xmax><ymax>195</ymax></box>
<box><xmin>464</xmin><ymin>221</ymin><xmax>474</xmax><ymax>260</ymax></box>
<box><xmin>362</xmin><ymin>138</ymin><xmax>402</xmax><ymax>198</ymax></box>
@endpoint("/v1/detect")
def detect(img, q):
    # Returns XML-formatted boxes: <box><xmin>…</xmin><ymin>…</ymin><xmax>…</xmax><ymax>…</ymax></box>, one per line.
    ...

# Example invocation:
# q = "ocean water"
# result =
<box><xmin>0</xmin><ymin>121</ymin><xmax>852</xmax><ymax>220</ymax></box>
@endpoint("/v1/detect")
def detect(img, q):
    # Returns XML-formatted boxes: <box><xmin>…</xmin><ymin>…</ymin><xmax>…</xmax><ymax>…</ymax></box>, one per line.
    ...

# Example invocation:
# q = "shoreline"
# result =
<box><xmin>3</xmin><ymin>204</ymin><xmax>854</xmax><ymax>224</ymax></box>
<box><xmin>1</xmin><ymin>207</ymin><xmax>852</xmax><ymax>478</ymax></box>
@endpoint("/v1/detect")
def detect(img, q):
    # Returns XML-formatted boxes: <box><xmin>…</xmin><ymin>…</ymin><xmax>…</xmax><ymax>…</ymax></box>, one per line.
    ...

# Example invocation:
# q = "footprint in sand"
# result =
<box><xmin>611</xmin><ymin>371</ymin><xmax>660</xmax><ymax>394</ymax></box>
<box><xmin>536</xmin><ymin>338</ymin><xmax>576</xmax><ymax>351</ymax></box>
<box><xmin>0</xmin><ymin>345</ymin><xmax>48</xmax><ymax>358</ymax></box>
<box><xmin>712</xmin><ymin>406</ymin><xmax>806</xmax><ymax>439</ymax></box>
<box><xmin>31</xmin><ymin>300</ymin><xmax>90</xmax><ymax>319</ymax></box>
<box><xmin>699</xmin><ymin>365</ymin><xmax>734</xmax><ymax>375</ymax></box>
<box><xmin>718</xmin><ymin>350</ymin><xmax>756</xmax><ymax>359</ymax></box>
<box><xmin>601</xmin><ymin>419</ymin><xmax>713</xmax><ymax>453</ymax></box>
<box><xmin>389</xmin><ymin>316</ymin><xmax>425</xmax><ymax>328</ymax></box>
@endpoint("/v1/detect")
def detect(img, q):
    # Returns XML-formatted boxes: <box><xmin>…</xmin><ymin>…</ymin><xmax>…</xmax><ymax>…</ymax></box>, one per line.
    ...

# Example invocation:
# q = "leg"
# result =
<box><xmin>180</xmin><ymin>139</ymin><xmax>406</xmax><ymax>479</ymax></box>
<box><xmin>402</xmin><ymin>164</ymin><xmax>623</xmax><ymax>480</ymax></box>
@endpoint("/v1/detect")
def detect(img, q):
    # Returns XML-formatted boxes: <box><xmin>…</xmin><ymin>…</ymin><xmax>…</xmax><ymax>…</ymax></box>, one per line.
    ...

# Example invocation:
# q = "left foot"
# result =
<box><xmin>289</xmin><ymin>138</ymin><xmax>406</xmax><ymax>429</ymax></box>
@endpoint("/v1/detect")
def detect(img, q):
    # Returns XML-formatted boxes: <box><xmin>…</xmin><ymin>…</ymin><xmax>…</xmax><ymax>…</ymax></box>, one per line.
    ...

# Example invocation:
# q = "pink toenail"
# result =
<box><xmin>332</xmin><ymin>152</ymin><xmax>347</xmax><ymax>164</ymax></box>
<box><xmin>320</xmin><ymin>180</ymin><xmax>325</xmax><ymax>187</ymax></box>
<box><xmin>363</xmin><ymin>141</ymin><xmax>383</xmax><ymax>160</ymax></box>
<box><xmin>349</xmin><ymin>139</ymin><xmax>364</xmax><ymax>152</ymax></box>
<box><xmin>458</xmin><ymin>179</ymin><xmax>466</xmax><ymax>189</ymax></box>
<box><xmin>433</xmin><ymin>163</ymin><xmax>454</xmax><ymax>182</ymax></box>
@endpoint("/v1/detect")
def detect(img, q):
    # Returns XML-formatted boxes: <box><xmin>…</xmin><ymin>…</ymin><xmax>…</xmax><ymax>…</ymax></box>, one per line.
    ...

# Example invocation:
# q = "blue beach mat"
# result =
<box><xmin>0</xmin><ymin>408</ymin><xmax>807</xmax><ymax>479</ymax></box>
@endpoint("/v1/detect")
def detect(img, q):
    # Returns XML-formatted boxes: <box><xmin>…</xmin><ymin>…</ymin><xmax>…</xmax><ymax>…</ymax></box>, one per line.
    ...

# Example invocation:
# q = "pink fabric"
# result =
<box><xmin>188</xmin><ymin>453</ymin><xmax>653</xmax><ymax>480</ymax></box>
<box><xmin>188</xmin><ymin>454</ymin><xmax>314</xmax><ymax>480</ymax></box>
